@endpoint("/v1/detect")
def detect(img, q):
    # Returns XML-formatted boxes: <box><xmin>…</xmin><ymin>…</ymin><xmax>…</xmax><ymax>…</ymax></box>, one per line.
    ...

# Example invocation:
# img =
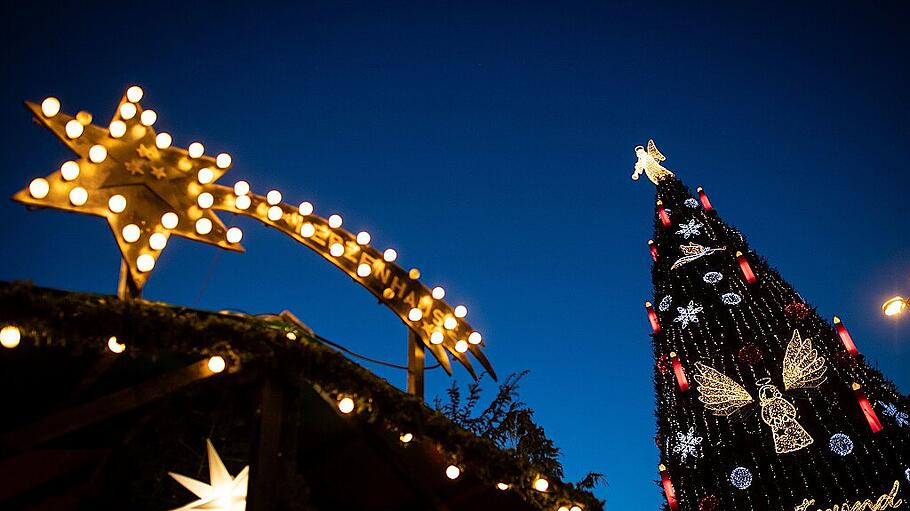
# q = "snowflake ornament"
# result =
<box><xmin>675</xmin><ymin>219</ymin><xmax>704</xmax><ymax>239</ymax></box>
<box><xmin>721</xmin><ymin>292</ymin><xmax>742</xmax><ymax>305</ymax></box>
<box><xmin>829</xmin><ymin>433</ymin><xmax>854</xmax><ymax>456</ymax></box>
<box><xmin>674</xmin><ymin>300</ymin><xmax>704</xmax><ymax>329</ymax></box>
<box><xmin>672</xmin><ymin>426</ymin><xmax>703</xmax><ymax>462</ymax></box>
<box><xmin>684</xmin><ymin>197</ymin><xmax>699</xmax><ymax>208</ymax></box>
<box><xmin>659</xmin><ymin>295</ymin><xmax>673</xmax><ymax>312</ymax></box>
<box><xmin>877</xmin><ymin>401</ymin><xmax>909</xmax><ymax>427</ymax></box>
<box><xmin>703</xmin><ymin>271</ymin><xmax>723</xmax><ymax>284</ymax></box>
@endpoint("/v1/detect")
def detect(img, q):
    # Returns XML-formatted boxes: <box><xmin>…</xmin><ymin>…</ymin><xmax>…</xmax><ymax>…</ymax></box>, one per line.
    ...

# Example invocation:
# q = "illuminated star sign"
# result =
<box><xmin>168</xmin><ymin>439</ymin><xmax>248</xmax><ymax>511</ymax></box>
<box><xmin>13</xmin><ymin>87</ymin><xmax>242</xmax><ymax>292</ymax></box>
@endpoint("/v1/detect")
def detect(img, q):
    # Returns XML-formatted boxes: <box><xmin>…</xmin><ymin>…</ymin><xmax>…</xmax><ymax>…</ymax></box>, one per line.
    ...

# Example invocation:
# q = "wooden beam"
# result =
<box><xmin>407</xmin><ymin>329</ymin><xmax>425</xmax><ymax>400</ymax></box>
<box><xmin>248</xmin><ymin>376</ymin><xmax>284</xmax><ymax>511</ymax></box>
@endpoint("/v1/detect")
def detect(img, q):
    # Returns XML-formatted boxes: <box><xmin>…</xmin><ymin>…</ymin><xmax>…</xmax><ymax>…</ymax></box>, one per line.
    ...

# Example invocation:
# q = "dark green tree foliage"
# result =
<box><xmin>647</xmin><ymin>175</ymin><xmax>910</xmax><ymax>510</ymax></box>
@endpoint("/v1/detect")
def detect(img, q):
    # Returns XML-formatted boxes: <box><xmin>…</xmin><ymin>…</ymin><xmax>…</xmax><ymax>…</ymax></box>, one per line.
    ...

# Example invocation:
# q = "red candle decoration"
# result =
<box><xmin>736</xmin><ymin>251</ymin><xmax>757</xmax><ymax>285</ymax></box>
<box><xmin>852</xmin><ymin>383</ymin><xmax>883</xmax><ymax>433</ymax></box>
<box><xmin>648</xmin><ymin>239</ymin><xmax>658</xmax><ymax>262</ymax></box>
<box><xmin>833</xmin><ymin>316</ymin><xmax>859</xmax><ymax>356</ymax></box>
<box><xmin>646</xmin><ymin>301</ymin><xmax>661</xmax><ymax>334</ymax></box>
<box><xmin>657</xmin><ymin>200</ymin><xmax>671</xmax><ymax>228</ymax></box>
<box><xmin>697</xmin><ymin>186</ymin><xmax>713</xmax><ymax>211</ymax></box>
<box><xmin>659</xmin><ymin>464</ymin><xmax>679</xmax><ymax>511</ymax></box>
<box><xmin>670</xmin><ymin>351</ymin><xmax>689</xmax><ymax>392</ymax></box>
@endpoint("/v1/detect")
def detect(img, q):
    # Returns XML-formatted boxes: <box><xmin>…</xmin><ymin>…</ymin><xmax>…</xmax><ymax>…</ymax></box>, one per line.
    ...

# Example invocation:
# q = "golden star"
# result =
<box><xmin>168</xmin><ymin>439</ymin><xmax>248</xmax><ymax>511</ymax></box>
<box><xmin>13</xmin><ymin>87</ymin><xmax>243</xmax><ymax>295</ymax></box>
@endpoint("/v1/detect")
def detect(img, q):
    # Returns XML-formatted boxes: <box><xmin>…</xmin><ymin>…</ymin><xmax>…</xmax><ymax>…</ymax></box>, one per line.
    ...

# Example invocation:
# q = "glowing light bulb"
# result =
<box><xmin>89</xmin><ymin>144</ymin><xmax>107</xmax><ymax>163</ymax></box>
<box><xmin>107</xmin><ymin>336</ymin><xmax>126</xmax><ymax>353</ymax></box>
<box><xmin>454</xmin><ymin>305</ymin><xmax>467</xmax><ymax>318</ymax></box>
<box><xmin>126</xmin><ymin>85</ymin><xmax>143</xmax><ymax>103</ymax></box>
<box><xmin>298</xmin><ymin>201</ymin><xmax>313</xmax><ymax>215</ymax></box>
<box><xmin>122</xmin><ymin>224</ymin><xmax>141</xmax><ymax>243</ymax></box>
<box><xmin>216</xmin><ymin>153</ymin><xmax>232</xmax><ymax>168</ymax></box>
<box><xmin>161</xmin><ymin>212</ymin><xmax>179</xmax><ymax>229</ymax></box>
<box><xmin>226</xmin><ymin>227</ymin><xmax>243</xmax><ymax>244</ymax></box>
<box><xmin>356</xmin><ymin>231</ymin><xmax>371</xmax><ymax>245</ymax></box>
<box><xmin>119</xmin><ymin>102</ymin><xmax>137</xmax><ymax>120</ymax></box>
<box><xmin>432</xmin><ymin>286</ymin><xmax>445</xmax><ymax>299</ymax></box>
<box><xmin>468</xmin><ymin>331</ymin><xmax>482</xmax><ymax>344</ymax></box>
<box><xmin>408</xmin><ymin>268</ymin><xmax>420</xmax><ymax>279</ymax></box>
<box><xmin>108</xmin><ymin>194</ymin><xmax>127</xmax><ymax>213</ymax></box>
<box><xmin>399</xmin><ymin>432</ymin><xmax>413</xmax><ymax>443</ymax></box>
<box><xmin>496</xmin><ymin>483</ymin><xmax>510</xmax><ymax>491</ymax></box>
<box><xmin>197</xmin><ymin>192</ymin><xmax>214</xmax><ymax>209</ymax></box>
<box><xmin>446</xmin><ymin>465</ymin><xmax>461</xmax><ymax>480</ymax></box>
<box><xmin>330</xmin><ymin>243</ymin><xmax>344</xmax><ymax>257</ymax></box>
<box><xmin>136</xmin><ymin>254</ymin><xmax>155</xmax><ymax>272</ymax></box>
<box><xmin>266</xmin><ymin>190</ymin><xmax>282</xmax><ymax>205</ymax></box>
<box><xmin>76</xmin><ymin>111</ymin><xmax>92</xmax><ymax>125</ymax></box>
<box><xmin>301</xmin><ymin>223</ymin><xmax>315</xmax><ymax>237</ymax></box>
<box><xmin>197</xmin><ymin>167</ymin><xmax>214</xmax><ymax>184</ymax></box>
<box><xmin>267</xmin><ymin>205</ymin><xmax>283</xmax><ymax>221</ymax></box>
<box><xmin>235</xmin><ymin>195</ymin><xmax>251</xmax><ymax>210</ymax></box>
<box><xmin>149</xmin><ymin>232</ymin><xmax>167</xmax><ymax>250</ymax></box>
<box><xmin>533</xmin><ymin>478</ymin><xmax>549</xmax><ymax>492</ymax></box>
<box><xmin>408</xmin><ymin>308</ymin><xmax>423</xmax><ymax>321</ymax></box>
<box><xmin>195</xmin><ymin>217</ymin><xmax>213</xmax><ymax>235</ymax></box>
<box><xmin>328</xmin><ymin>214</ymin><xmax>343</xmax><ymax>228</ymax></box>
<box><xmin>883</xmin><ymin>296</ymin><xmax>907</xmax><ymax>317</ymax></box>
<box><xmin>69</xmin><ymin>186</ymin><xmax>88</xmax><ymax>206</ymax></box>
<box><xmin>0</xmin><ymin>326</ymin><xmax>21</xmax><ymax>349</ymax></box>
<box><xmin>29</xmin><ymin>178</ymin><xmax>49</xmax><ymax>199</ymax></box>
<box><xmin>286</xmin><ymin>332</ymin><xmax>297</xmax><ymax>340</ymax></box>
<box><xmin>430</xmin><ymin>331</ymin><xmax>444</xmax><ymax>344</ymax></box>
<box><xmin>207</xmin><ymin>355</ymin><xmax>226</xmax><ymax>373</ymax></box>
<box><xmin>357</xmin><ymin>263</ymin><xmax>371</xmax><ymax>277</ymax></box>
<box><xmin>188</xmin><ymin>142</ymin><xmax>204</xmax><ymax>158</ymax></box>
<box><xmin>338</xmin><ymin>396</ymin><xmax>355</xmax><ymax>414</ymax></box>
<box><xmin>65</xmin><ymin>119</ymin><xmax>84</xmax><ymax>138</ymax></box>
<box><xmin>570</xmin><ymin>506</ymin><xmax>582</xmax><ymax>511</ymax></box>
<box><xmin>444</xmin><ymin>316</ymin><xmax>457</xmax><ymax>330</ymax></box>
<box><xmin>155</xmin><ymin>132</ymin><xmax>172</xmax><ymax>149</ymax></box>
<box><xmin>559</xmin><ymin>507</ymin><xmax>569</xmax><ymax>511</ymax></box>
<box><xmin>139</xmin><ymin>109</ymin><xmax>157</xmax><ymax>126</ymax></box>
<box><xmin>233</xmin><ymin>181</ymin><xmax>250</xmax><ymax>196</ymax></box>
<box><xmin>109</xmin><ymin>120</ymin><xmax>127</xmax><ymax>138</ymax></box>
<box><xmin>60</xmin><ymin>160</ymin><xmax>80</xmax><ymax>181</ymax></box>
<box><xmin>383</xmin><ymin>248</ymin><xmax>397</xmax><ymax>262</ymax></box>
<box><xmin>455</xmin><ymin>340</ymin><xmax>468</xmax><ymax>353</ymax></box>
<box><xmin>41</xmin><ymin>97</ymin><xmax>61</xmax><ymax>117</ymax></box>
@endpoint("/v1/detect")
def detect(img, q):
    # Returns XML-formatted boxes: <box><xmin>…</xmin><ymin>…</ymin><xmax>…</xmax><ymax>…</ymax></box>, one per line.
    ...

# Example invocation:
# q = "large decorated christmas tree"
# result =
<box><xmin>635</xmin><ymin>141</ymin><xmax>910</xmax><ymax>510</ymax></box>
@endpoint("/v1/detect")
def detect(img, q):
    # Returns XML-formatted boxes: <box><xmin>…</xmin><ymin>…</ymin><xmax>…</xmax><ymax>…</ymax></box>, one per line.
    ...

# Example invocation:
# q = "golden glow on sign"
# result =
<box><xmin>60</xmin><ymin>160</ymin><xmax>80</xmax><ymax>181</ymax></box>
<box><xmin>383</xmin><ymin>248</ymin><xmax>397</xmax><ymax>262</ymax></box>
<box><xmin>266</xmin><ymin>190</ymin><xmax>282</xmax><ymax>205</ymax></box>
<box><xmin>455</xmin><ymin>340</ymin><xmax>469</xmax><ymax>353</ymax></box>
<box><xmin>533</xmin><ymin>478</ymin><xmax>549</xmax><ymax>492</ymax></box>
<box><xmin>468</xmin><ymin>332</ymin><xmax>482</xmax><ymax>344</ymax></box>
<box><xmin>65</xmin><ymin>119</ymin><xmax>84</xmax><ymax>138</ymax></box>
<box><xmin>0</xmin><ymin>325</ymin><xmax>21</xmax><ymax>349</ymax></box>
<box><xmin>267</xmin><ymin>205</ymin><xmax>283</xmax><ymax>221</ymax></box>
<box><xmin>356</xmin><ymin>231</ymin><xmax>371</xmax><ymax>245</ymax></box>
<box><xmin>357</xmin><ymin>263</ymin><xmax>371</xmax><ymax>277</ymax></box>
<box><xmin>149</xmin><ymin>232</ymin><xmax>168</xmax><ymax>250</ymax></box>
<box><xmin>882</xmin><ymin>296</ymin><xmax>907</xmax><ymax>317</ymax></box>
<box><xmin>216</xmin><ymin>152</ymin><xmax>232</xmax><ymax>169</ymax></box>
<box><xmin>207</xmin><ymin>355</ymin><xmax>226</xmax><ymax>373</ymax></box>
<box><xmin>300</xmin><ymin>222</ymin><xmax>315</xmax><ymax>237</ymax></box>
<box><xmin>188</xmin><ymin>142</ymin><xmax>204</xmax><ymax>158</ymax></box>
<box><xmin>445</xmin><ymin>465</ymin><xmax>461</xmax><ymax>480</ymax></box>
<box><xmin>76</xmin><ymin>111</ymin><xmax>92</xmax><ymax>125</ymax></box>
<box><xmin>298</xmin><ymin>201</ymin><xmax>313</xmax><ymax>215</ymax></box>
<box><xmin>29</xmin><ymin>178</ymin><xmax>49</xmax><ymax>199</ymax></box>
<box><xmin>328</xmin><ymin>214</ymin><xmax>343</xmax><ymax>228</ymax></box>
<box><xmin>444</xmin><ymin>316</ymin><xmax>457</xmax><ymax>330</ymax></box>
<box><xmin>122</xmin><ymin>224</ymin><xmax>141</xmax><ymax>243</ymax></box>
<box><xmin>69</xmin><ymin>186</ymin><xmax>88</xmax><ymax>206</ymax></box>
<box><xmin>234</xmin><ymin>180</ymin><xmax>250</xmax><ymax>196</ymax></box>
<box><xmin>161</xmin><ymin>212</ymin><xmax>179</xmax><ymax>229</ymax></box>
<box><xmin>107</xmin><ymin>336</ymin><xmax>126</xmax><ymax>353</ymax></box>
<box><xmin>195</xmin><ymin>217</ymin><xmax>213</xmax><ymax>235</ymax></box>
<box><xmin>126</xmin><ymin>86</ymin><xmax>143</xmax><ymax>103</ymax></box>
<box><xmin>109</xmin><ymin>119</ymin><xmax>127</xmax><ymax>138</ymax></box>
<box><xmin>338</xmin><ymin>396</ymin><xmax>355</xmax><ymax>414</ymax></box>
<box><xmin>119</xmin><ymin>102</ymin><xmax>137</xmax><ymax>119</ymax></box>
<box><xmin>197</xmin><ymin>192</ymin><xmax>214</xmax><ymax>209</ymax></box>
<box><xmin>108</xmin><ymin>194</ymin><xmax>127</xmax><ymax>213</ymax></box>
<box><xmin>226</xmin><ymin>227</ymin><xmax>243</xmax><ymax>244</ymax></box>
<box><xmin>197</xmin><ymin>167</ymin><xmax>214</xmax><ymax>184</ymax></box>
<box><xmin>454</xmin><ymin>305</ymin><xmax>467</xmax><ymax>318</ymax></box>
<box><xmin>136</xmin><ymin>254</ymin><xmax>155</xmax><ymax>272</ymax></box>
<box><xmin>399</xmin><ymin>432</ymin><xmax>413</xmax><ymax>443</ymax></box>
<box><xmin>41</xmin><ymin>97</ymin><xmax>61</xmax><ymax>117</ymax></box>
<box><xmin>329</xmin><ymin>243</ymin><xmax>344</xmax><ymax>257</ymax></box>
<box><xmin>235</xmin><ymin>195</ymin><xmax>251</xmax><ymax>210</ymax></box>
<box><xmin>88</xmin><ymin>144</ymin><xmax>107</xmax><ymax>163</ymax></box>
<box><xmin>430</xmin><ymin>331</ymin><xmax>444</xmax><ymax>344</ymax></box>
<box><xmin>408</xmin><ymin>308</ymin><xmax>423</xmax><ymax>321</ymax></box>
<box><xmin>139</xmin><ymin>108</ymin><xmax>157</xmax><ymax>126</ymax></box>
<box><xmin>432</xmin><ymin>286</ymin><xmax>445</xmax><ymax>299</ymax></box>
<box><xmin>155</xmin><ymin>132</ymin><xmax>172</xmax><ymax>149</ymax></box>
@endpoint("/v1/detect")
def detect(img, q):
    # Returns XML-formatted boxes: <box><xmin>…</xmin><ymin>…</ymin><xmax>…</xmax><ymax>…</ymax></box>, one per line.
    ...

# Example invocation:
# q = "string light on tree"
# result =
<box><xmin>445</xmin><ymin>465</ymin><xmax>461</xmax><ymax>480</ymax></box>
<box><xmin>107</xmin><ymin>336</ymin><xmax>126</xmax><ymax>353</ymax></box>
<box><xmin>338</xmin><ymin>396</ymin><xmax>355</xmax><ymax>414</ymax></box>
<box><xmin>0</xmin><ymin>325</ymin><xmax>21</xmax><ymax>348</ymax></box>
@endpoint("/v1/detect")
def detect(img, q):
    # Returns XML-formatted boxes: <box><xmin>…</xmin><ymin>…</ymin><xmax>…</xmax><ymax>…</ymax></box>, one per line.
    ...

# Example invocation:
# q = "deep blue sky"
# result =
<box><xmin>2</xmin><ymin>1</ymin><xmax>909</xmax><ymax>507</ymax></box>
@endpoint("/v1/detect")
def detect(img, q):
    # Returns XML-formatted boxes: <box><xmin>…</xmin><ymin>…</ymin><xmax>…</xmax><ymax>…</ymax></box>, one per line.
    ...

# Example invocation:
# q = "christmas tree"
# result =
<box><xmin>636</xmin><ymin>140</ymin><xmax>910</xmax><ymax>511</ymax></box>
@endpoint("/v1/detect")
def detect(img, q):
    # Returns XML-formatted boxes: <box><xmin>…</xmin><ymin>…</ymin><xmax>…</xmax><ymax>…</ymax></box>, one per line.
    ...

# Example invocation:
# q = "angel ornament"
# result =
<box><xmin>632</xmin><ymin>139</ymin><xmax>675</xmax><ymax>185</ymax></box>
<box><xmin>694</xmin><ymin>329</ymin><xmax>828</xmax><ymax>454</ymax></box>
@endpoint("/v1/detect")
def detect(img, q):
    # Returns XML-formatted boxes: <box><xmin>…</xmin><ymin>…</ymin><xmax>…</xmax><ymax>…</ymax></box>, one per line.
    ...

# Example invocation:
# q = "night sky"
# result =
<box><xmin>2</xmin><ymin>1</ymin><xmax>909</xmax><ymax>507</ymax></box>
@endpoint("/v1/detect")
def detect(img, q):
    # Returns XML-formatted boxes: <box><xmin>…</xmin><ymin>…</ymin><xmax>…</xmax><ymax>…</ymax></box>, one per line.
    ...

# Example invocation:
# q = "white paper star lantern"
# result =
<box><xmin>168</xmin><ymin>439</ymin><xmax>248</xmax><ymax>511</ymax></box>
